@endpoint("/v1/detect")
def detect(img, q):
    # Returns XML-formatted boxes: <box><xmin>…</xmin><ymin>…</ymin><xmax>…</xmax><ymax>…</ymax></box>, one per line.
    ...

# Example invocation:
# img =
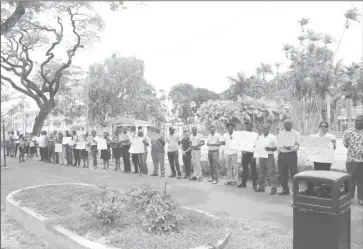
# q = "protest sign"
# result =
<box><xmin>55</xmin><ymin>144</ymin><xmax>63</xmax><ymax>153</ymax></box>
<box><xmin>231</xmin><ymin>131</ymin><xmax>258</xmax><ymax>152</ymax></box>
<box><xmin>97</xmin><ymin>139</ymin><xmax>107</xmax><ymax>150</ymax></box>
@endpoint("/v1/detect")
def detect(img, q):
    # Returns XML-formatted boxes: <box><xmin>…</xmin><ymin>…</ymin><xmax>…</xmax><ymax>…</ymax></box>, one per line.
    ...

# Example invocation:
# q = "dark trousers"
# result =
<box><xmin>346</xmin><ymin>162</ymin><xmax>363</xmax><ymax>201</ymax></box>
<box><xmin>121</xmin><ymin>146</ymin><xmax>131</xmax><ymax>172</ymax></box>
<box><xmin>66</xmin><ymin>145</ymin><xmax>73</xmax><ymax>165</ymax></box>
<box><xmin>278</xmin><ymin>151</ymin><xmax>298</xmax><ymax>191</ymax></box>
<box><xmin>73</xmin><ymin>149</ymin><xmax>80</xmax><ymax>166</ymax></box>
<box><xmin>14</xmin><ymin>143</ymin><xmax>19</xmax><ymax>157</ymax></box>
<box><xmin>91</xmin><ymin>145</ymin><xmax>98</xmax><ymax>167</ymax></box>
<box><xmin>183</xmin><ymin>154</ymin><xmax>192</xmax><ymax>176</ymax></box>
<box><xmin>168</xmin><ymin>151</ymin><xmax>181</xmax><ymax>176</ymax></box>
<box><xmin>48</xmin><ymin>143</ymin><xmax>55</xmax><ymax>162</ymax></box>
<box><xmin>40</xmin><ymin>146</ymin><xmax>49</xmax><ymax>161</ymax></box>
<box><xmin>307</xmin><ymin>162</ymin><xmax>332</xmax><ymax>192</ymax></box>
<box><xmin>241</xmin><ymin>152</ymin><xmax>257</xmax><ymax>186</ymax></box>
<box><xmin>208</xmin><ymin>150</ymin><xmax>219</xmax><ymax>180</ymax></box>
<box><xmin>132</xmin><ymin>153</ymin><xmax>139</xmax><ymax>173</ymax></box>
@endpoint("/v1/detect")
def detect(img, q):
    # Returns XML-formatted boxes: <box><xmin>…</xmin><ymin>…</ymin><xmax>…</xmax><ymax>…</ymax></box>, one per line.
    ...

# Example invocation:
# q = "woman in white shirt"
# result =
<box><xmin>310</xmin><ymin>121</ymin><xmax>336</xmax><ymax>171</ymax></box>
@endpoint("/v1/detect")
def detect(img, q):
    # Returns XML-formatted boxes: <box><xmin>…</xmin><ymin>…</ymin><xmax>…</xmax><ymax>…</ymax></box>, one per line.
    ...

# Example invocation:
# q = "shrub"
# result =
<box><xmin>126</xmin><ymin>183</ymin><xmax>182</xmax><ymax>234</ymax></box>
<box><xmin>84</xmin><ymin>185</ymin><xmax>124</xmax><ymax>225</ymax></box>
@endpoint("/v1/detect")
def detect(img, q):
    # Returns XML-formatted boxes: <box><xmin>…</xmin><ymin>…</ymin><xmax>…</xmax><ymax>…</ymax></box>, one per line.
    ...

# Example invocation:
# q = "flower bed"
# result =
<box><xmin>11</xmin><ymin>184</ymin><xmax>228</xmax><ymax>249</ymax></box>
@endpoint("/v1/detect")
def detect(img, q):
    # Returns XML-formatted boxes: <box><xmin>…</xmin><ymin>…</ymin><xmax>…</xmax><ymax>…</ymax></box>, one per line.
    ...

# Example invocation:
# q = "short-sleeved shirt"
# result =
<box><xmin>181</xmin><ymin>137</ymin><xmax>191</xmax><ymax>157</ymax></box>
<box><xmin>190</xmin><ymin>133</ymin><xmax>204</xmax><ymax>150</ymax></box>
<box><xmin>90</xmin><ymin>136</ymin><xmax>99</xmax><ymax>146</ymax></box>
<box><xmin>207</xmin><ymin>132</ymin><xmax>222</xmax><ymax>151</ymax></box>
<box><xmin>277</xmin><ymin>129</ymin><xmax>301</xmax><ymax>153</ymax></box>
<box><xmin>256</xmin><ymin>133</ymin><xmax>277</xmax><ymax>155</ymax></box>
<box><xmin>167</xmin><ymin>134</ymin><xmax>180</xmax><ymax>152</ymax></box>
<box><xmin>343</xmin><ymin>128</ymin><xmax>363</xmax><ymax>162</ymax></box>
<box><xmin>222</xmin><ymin>132</ymin><xmax>238</xmax><ymax>155</ymax></box>
<box><xmin>151</xmin><ymin>134</ymin><xmax>165</xmax><ymax>154</ymax></box>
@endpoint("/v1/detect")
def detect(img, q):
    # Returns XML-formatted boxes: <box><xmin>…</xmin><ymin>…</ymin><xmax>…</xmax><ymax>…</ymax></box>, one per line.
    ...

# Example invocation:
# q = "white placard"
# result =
<box><xmin>68</xmin><ymin>139</ymin><xmax>75</xmax><ymax>146</ymax></box>
<box><xmin>63</xmin><ymin>137</ymin><xmax>72</xmax><ymax>145</ymax></box>
<box><xmin>231</xmin><ymin>131</ymin><xmax>258</xmax><ymax>152</ymax></box>
<box><xmin>97</xmin><ymin>139</ymin><xmax>107</xmax><ymax>150</ymax></box>
<box><xmin>253</xmin><ymin>139</ymin><xmax>268</xmax><ymax>159</ymax></box>
<box><xmin>300</xmin><ymin>137</ymin><xmax>334</xmax><ymax>163</ymax></box>
<box><xmin>55</xmin><ymin>144</ymin><xmax>63</xmax><ymax>153</ymax></box>
<box><xmin>76</xmin><ymin>141</ymin><xmax>86</xmax><ymax>150</ymax></box>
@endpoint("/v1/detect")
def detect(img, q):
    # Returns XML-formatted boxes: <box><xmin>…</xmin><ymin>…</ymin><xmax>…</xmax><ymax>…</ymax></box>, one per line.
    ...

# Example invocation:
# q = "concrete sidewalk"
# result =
<box><xmin>1</xmin><ymin>159</ymin><xmax>362</xmax><ymax>246</ymax></box>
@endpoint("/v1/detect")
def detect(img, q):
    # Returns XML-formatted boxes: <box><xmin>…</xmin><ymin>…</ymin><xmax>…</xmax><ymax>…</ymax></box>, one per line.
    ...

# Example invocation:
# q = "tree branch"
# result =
<box><xmin>1</xmin><ymin>2</ymin><xmax>26</xmax><ymax>36</ymax></box>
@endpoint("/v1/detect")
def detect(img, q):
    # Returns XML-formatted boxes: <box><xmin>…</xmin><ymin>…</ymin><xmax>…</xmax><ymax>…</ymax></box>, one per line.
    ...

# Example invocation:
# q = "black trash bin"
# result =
<box><xmin>292</xmin><ymin>171</ymin><xmax>351</xmax><ymax>249</ymax></box>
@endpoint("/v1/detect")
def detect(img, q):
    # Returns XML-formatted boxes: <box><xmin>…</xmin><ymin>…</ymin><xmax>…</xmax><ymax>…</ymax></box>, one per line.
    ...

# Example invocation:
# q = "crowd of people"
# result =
<box><xmin>4</xmin><ymin>115</ymin><xmax>363</xmax><ymax>205</ymax></box>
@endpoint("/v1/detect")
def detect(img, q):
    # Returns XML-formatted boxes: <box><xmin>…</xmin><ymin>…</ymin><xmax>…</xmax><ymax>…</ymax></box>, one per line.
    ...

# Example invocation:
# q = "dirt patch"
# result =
<box><xmin>13</xmin><ymin>184</ymin><xmax>227</xmax><ymax>249</ymax></box>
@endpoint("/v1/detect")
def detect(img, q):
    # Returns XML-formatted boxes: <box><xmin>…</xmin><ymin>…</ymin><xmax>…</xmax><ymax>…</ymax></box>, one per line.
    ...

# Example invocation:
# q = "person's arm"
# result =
<box><xmin>220</xmin><ymin>134</ymin><xmax>226</xmax><ymax>146</ymax></box>
<box><xmin>159</xmin><ymin>135</ymin><xmax>166</xmax><ymax>146</ymax></box>
<box><xmin>331</xmin><ymin>135</ymin><xmax>337</xmax><ymax>150</ymax></box>
<box><xmin>266</xmin><ymin>136</ymin><xmax>278</xmax><ymax>151</ymax></box>
<box><xmin>343</xmin><ymin>131</ymin><xmax>349</xmax><ymax>149</ymax></box>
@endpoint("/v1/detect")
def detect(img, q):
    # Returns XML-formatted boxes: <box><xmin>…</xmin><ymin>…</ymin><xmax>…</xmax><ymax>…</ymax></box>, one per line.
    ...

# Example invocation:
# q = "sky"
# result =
<box><xmin>2</xmin><ymin>1</ymin><xmax>363</xmax><ymax>111</ymax></box>
<box><xmin>75</xmin><ymin>1</ymin><xmax>363</xmax><ymax>94</ymax></box>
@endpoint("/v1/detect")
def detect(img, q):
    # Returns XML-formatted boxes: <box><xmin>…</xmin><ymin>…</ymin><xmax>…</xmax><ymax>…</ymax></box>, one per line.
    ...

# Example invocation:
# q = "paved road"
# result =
<box><xmin>1</xmin><ymin>158</ymin><xmax>362</xmax><ymax>246</ymax></box>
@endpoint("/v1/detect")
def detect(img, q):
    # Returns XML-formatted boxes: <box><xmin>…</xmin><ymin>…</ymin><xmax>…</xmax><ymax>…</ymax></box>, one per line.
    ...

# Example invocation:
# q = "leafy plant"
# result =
<box><xmin>84</xmin><ymin>185</ymin><xmax>124</xmax><ymax>225</ymax></box>
<box><xmin>126</xmin><ymin>183</ymin><xmax>182</xmax><ymax>234</ymax></box>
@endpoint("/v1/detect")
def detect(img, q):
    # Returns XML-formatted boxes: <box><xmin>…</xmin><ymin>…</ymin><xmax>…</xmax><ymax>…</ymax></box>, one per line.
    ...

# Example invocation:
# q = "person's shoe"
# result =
<box><xmin>160</xmin><ymin>174</ymin><xmax>165</xmax><ymax>177</ymax></box>
<box><xmin>169</xmin><ymin>174</ymin><xmax>176</xmax><ymax>178</ymax></box>
<box><xmin>270</xmin><ymin>188</ymin><xmax>277</xmax><ymax>195</ymax></box>
<box><xmin>208</xmin><ymin>179</ymin><xmax>214</xmax><ymax>182</ymax></box>
<box><xmin>198</xmin><ymin>177</ymin><xmax>203</xmax><ymax>181</ymax></box>
<box><xmin>177</xmin><ymin>175</ymin><xmax>181</xmax><ymax>179</ymax></box>
<box><xmin>212</xmin><ymin>179</ymin><xmax>218</xmax><ymax>184</ymax></box>
<box><xmin>252</xmin><ymin>185</ymin><xmax>257</xmax><ymax>190</ymax></box>
<box><xmin>183</xmin><ymin>175</ymin><xmax>190</xmax><ymax>179</ymax></box>
<box><xmin>237</xmin><ymin>184</ymin><xmax>247</xmax><ymax>188</ymax></box>
<box><xmin>132</xmin><ymin>171</ymin><xmax>139</xmax><ymax>174</ymax></box>
<box><xmin>278</xmin><ymin>190</ymin><xmax>290</xmax><ymax>196</ymax></box>
<box><xmin>255</xmin><ymin>188</ymin><xmax>265</xmax><ymax>192</ymax></box>
<box><xmin>358</xmin><ymin>200</ymin><xmax>363</xmax><ymax>205</ymax></box>
<box><xmin>225</xmin><ymin>181</ymin><xmax>232</xmax><ymax>185</ymax></box>
<box><xmin>113</xmin><ymin>168</ymin><xmax>118</xmax><ymax>171</ymax></box>
<box><xmin>190</xmin><ymin>176</ymin><xmax>197</xmax><ymax>181</ymax></box>
<box><xmin>150</xmin><ymin>173</ymin><xmax>158</xmax><ymax>176</ymax></box>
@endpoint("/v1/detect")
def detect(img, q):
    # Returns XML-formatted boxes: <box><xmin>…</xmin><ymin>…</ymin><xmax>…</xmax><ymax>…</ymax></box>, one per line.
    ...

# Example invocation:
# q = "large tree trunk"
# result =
<box><xmin>32</xmin><ymin>109</ymin><xmax>50</xmax><ymax>136</ymax></box>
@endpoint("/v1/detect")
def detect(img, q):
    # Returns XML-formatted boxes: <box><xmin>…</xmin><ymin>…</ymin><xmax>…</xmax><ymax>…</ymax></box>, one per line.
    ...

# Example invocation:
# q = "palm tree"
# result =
<box><xmin>335</xmin><ymin>7</ymin><xmax>361</xmax><ymax>56</ymax></box>
<box><xmin>256</xmin><ymin>63</ymin><xmax>273</xmax><ymax>82</ymax></box>
<box><xmin>227</xmin><ymin>72</ymin><xmax>265</xmax><ymax>99</ymax></box>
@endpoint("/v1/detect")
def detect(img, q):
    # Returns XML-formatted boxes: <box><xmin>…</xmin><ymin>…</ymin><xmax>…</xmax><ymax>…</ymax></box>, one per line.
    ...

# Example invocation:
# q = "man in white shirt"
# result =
<box><xmin>255</xmin><ymin>124</ymin><xmax>278</xmax><ymax>195</ymax></box>
<box><xmin>277</xmin><ymin>120</ymin><xmax>301</xmax><ymax>195</ymax></box>
<box><xmin>166</xmin><ymin>127</ymin><xmax>181</xmax><ymax>179</ymax></box>
<box><xmin>129</xmin><ymin>126</ymin><xmax>140</xmax><ymax>174</ymax></box>
<box><xmin>190</xmin><ymin>126</ymin><xmax>205</xmax><ymax>181</ymax></box>
<box><xmin>90</xmin><ymin>130</ymin><xmax>99</xmax><ymax>169</ymax></box>
<box><xmin>239</xmin><ymin>121</ymin><xmax>259</xmax><ymax>189</ymax></box>
<box><xmin>221</xmin><ymin>122</ymin><xmax>238</xmax><ymax>185</ymax></box>
<box><xmin>39</xmin><ymin>131</ymin><xmax>49</xmax><ymax>162</ymax></box>
<box><xmin>207</xmin><ymin>125</ymin><xmax>222</xmax><ymax>184</ymax></box>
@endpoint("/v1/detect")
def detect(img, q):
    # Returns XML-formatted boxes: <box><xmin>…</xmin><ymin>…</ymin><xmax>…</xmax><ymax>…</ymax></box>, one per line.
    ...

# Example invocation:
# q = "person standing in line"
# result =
<box><xmin>305</xmin><ymin>121</ymin><xmax>336</xmax><ymax>194</ymax></box>
<box><xmin>255</xmin><ymin>124</ymin><xmax>278</xmax><ymax>195</ymax></box>
<box><xmin>18</xmin><ymin>134</ymin><xmax>26</xmax><ymax>163</ymax></box>
<box><xmin>47</xmin><ymin>131</ymin><xmax>57</xmax><ymax>163</ymax></box>
<box><xmin>24</xmin><ymin>134</ymin><xmax>30</xmax><ymax>158</ymax></box>
<box><xmin>5</xmin><ymin>131</ymin><xmax>10</xmax><ymax>156</ymax></box>
<box><xmin>28</xmin><ymin>134</ymin><xmax>38</xmax><ymax>160</ymax></box>
<box><xmin>221</xmin><ymin>122</ymin><xmax>238</xmax><ymax>186</ymax></box>
<box><xmin>111</xmin><ymin>130</ymin><xmax>122</xmax><ymax>171</ymax></box>
<box><xmin>39</xmin><ymin>131</ymin><xmax>49</xmax><ymax>162</ymax></box>
<box><xmin>343</xmin><ymin>114</ymin><xmax>363</xmax><ymax>205</ymax></box>
<box><xmin>120</xmin><ymin>128</ymin><xmax>131</xmax><ymax>173</ymax></box>
<box><xmin>55</xmin><ymin>132</ymin><xmax>64</xmax><ymax>164</ymax></box>
<box><xmin>239</xmin><ymin>121</ymin><xmax>259</xmax><ymax>189</ymax></box>
<box><xmin>140</xmin><ymin>130</ymin><xmax>150</xmax><ymax>175</ymax></box>
<box><xmin>150</xmin><ymin>128</ymin><xmax>166</xmax><ymax>177</ymax></box>
<box><xmin>277</xmin><ymin>120</ymin><xmax>301</xmax><ymax>195</ymax></box>
<box><xmin>79</xmin><ymin>133</ymin><xmax>89</xmax><ymax>168</ymax></box>
<box><xmin>14</xmin><ymin>131</ymin><xmax>20</xmax><ymax>157</ymax></box>
<box><xmin>189</xmin><ymin>126</ymin><xmax>205</xmax><ymax>181</ymax></box>
<box><xmin>89</xmin><ymin>130</ymin><xmax>99</xmax><ymax>169</ymax></box>
<box><xmin>180</xmin><ymin>130</ymin><xmax>192</xmax><ymax>179</ymax></box>
<box><xmin>129</xmin><ymin>126</ymin><xmax>140</xmax><ymax>174</ymax></box>
<box><xmin>166</xmin><ymin>127</ymin><xmax>182</xmax><ymax>179</ymax></box>
<box><xmin>72</xmin><ymin>130</ymin><xmax>80</xmax><ymax>167</ymax></box>
<box><xmin>207</xmin><ymin>125</ymin><xmax>222</xmax><ymax>184</ymax></box>
<box><xmin>8</xmin><ymin>131</ymin><xmax>15</xmax><ymax>157</ymax></box>
<box><xmin>100</xmin><ymin>132</ymin><xmax>111</xmax><ymax>170</ymax></box>
<box><xmin>65</xmin><ymin>130</ymin><xmax>73</xmax><ymax>166</ymax></box>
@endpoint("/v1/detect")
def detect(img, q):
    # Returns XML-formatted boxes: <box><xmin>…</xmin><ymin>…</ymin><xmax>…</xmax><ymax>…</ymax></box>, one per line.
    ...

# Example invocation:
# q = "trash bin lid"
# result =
<box><xmin>294</xmin><ymin>171</ymin><xmax>350</xmax><ymax>182</ymax></box>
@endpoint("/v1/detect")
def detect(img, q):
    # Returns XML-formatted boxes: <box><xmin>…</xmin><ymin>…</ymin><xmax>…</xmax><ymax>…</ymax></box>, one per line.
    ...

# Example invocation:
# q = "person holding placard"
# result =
<box><xmin>71</xmin><ymin>130</ymin><xmax>80</xmax><ymax>167</ymax></box>
<box><xmin>277</xmin><ymin>120</ymin><xmax>301</xmax><ymax>195</ymax></box>
<box><xmin>190</xmin><ymin>127</ymin><xmax>205</xmax><ymax>181</ymax></box>
<box><xmin>343</xmin><ymin>115</ymin><xmax>363</xmax><ymax>205</ymax></box>
<box><xmin>221</xmin><ymin>122</ymin><xmax>239</xmax><ymax>186</ymax></box>
<box><xmin>89</xmin><ymin>131</ymin><xmax>99</xmax><ymax>169</ymax></box>
<box><xmin>111</xmin><ymin>130</ymin><xmax>122</xmax><ymax>171</ymax></box>
<box><xmin>129</xmin><ymin>126</ymin><xmax>140</xmax><ymax>174</ymax></box>
<box><xmin>207</xmin><ymin>125</ymin><xmax>222</xmax><ymax>184</ymax></box>
<box><xmin>78</xmin><ymin>134</ymin><xmax>89</xmax><ymax>168</ymax></box>
<box><xmin>239</xmin><ymin>121</ymin><xmax>259</xmax><ymax>189</ymax></box>
<box><xmin>150</xmin><ymin>128</ymin><xmax>166</xmax><ymax>177</ymax></box>
<box><xmin>47</xmin><ymin>131</ymin><xmax>57</xmax><ymax>163</ymax></box>
<box><xmin>28</xmin><ymin>134</ymin><xmax>38</xmax><ymax>160</ymax></box>
<box><xmin>65</xmin><ymin>131</ymin><xmax>73</xmax><ymax>166</ymax></box>
<box><xmin>39</xmin><ymin>131</ymin><xmax>49</xmax><ymax>162</ymax></box>
<box><xmin>120</xmin><ymin>129</ymin><xmax>131</xmax><ymax>173</ymax></box>
<box><xmin>166</xmin><ymin>127</ymin><xmax>182</xmax><ymax>179</ymax></box>
<box><xmin>55</xmin><ymin>132</ymin><xmax>64</xmax><ymax>164</ymax></box>
<box><xmin>180</xmin><ymin>130</ymin><xmax>192</xmax><ymax>179</ymax></box>
<box><xmin>254</xmin><ymin>124</ymin><xmax>278</xmax><ymax>195</ymax></box>
<box><xmin>14</xmin><ymin>131</ymin><xmax>20</xmax><ymax>157</ymax></box>
<box><xmin>100</xmin><ymin>132</ymin><xmax>111</xmax><ymax>170</ymax></box>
